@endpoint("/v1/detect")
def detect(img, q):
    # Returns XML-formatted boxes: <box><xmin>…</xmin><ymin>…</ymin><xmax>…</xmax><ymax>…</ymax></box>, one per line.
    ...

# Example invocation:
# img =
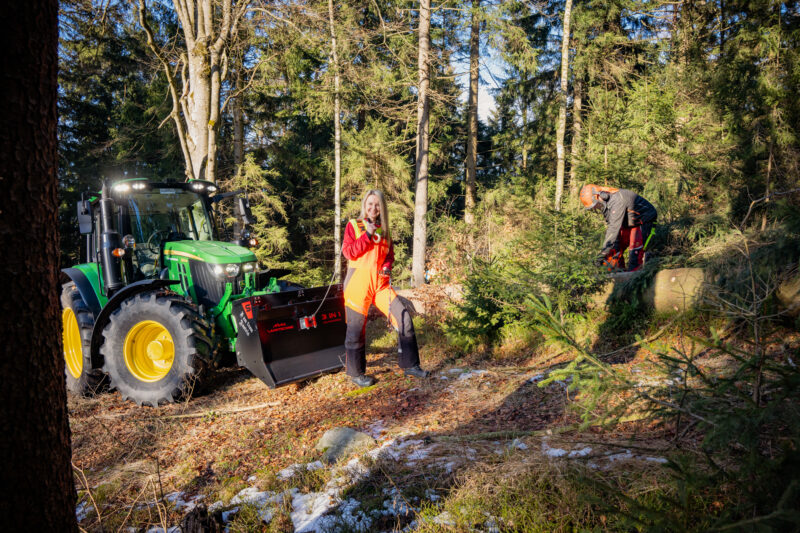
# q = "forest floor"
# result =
<box><xmin>68</xmin><ymin>287</ymin><xmax>703</xmax><ymax>532</ymax></box>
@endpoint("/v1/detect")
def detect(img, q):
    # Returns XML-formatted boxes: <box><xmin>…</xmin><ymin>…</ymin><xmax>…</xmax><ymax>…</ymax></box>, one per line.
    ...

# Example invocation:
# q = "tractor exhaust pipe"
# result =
<box><xmin>99</xmin><ymin>182</ymin><xmax>124</xmax><ymax>295</ymax></box>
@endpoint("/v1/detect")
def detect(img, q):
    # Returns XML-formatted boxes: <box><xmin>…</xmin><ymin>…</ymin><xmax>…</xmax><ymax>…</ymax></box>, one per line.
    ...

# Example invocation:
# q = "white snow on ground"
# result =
<box><xmin>145</xmin><ymin>527</ymin><xmax>180</xmax><ymax>533</ymax></box>
<box><xmin>510</xmin><ymin>438</ymin><xmax>528</xmax><ymax>450</ymax></box>
<box><xmin>277</xmin><ymin>460</ymin><xmax>325</xmax><ymax>480</ymax></box>
<box><xmin>220</xmin><ymin>507</ymin><xmax>239</xmax><ymax>523</ymax></box>
<box><xmin>446</xmin><ymin>368</ymin><xmax>465</xmax><ymax>374</ymax></box>
<box><xmin>163</xmin><ymin>491</ymin><xmax>205</xmax><ymax>512</ymax></box>
<box><xmin>645</xmin><ymin>456</ymin><xmax>669</xmax><ymax>464</ymax></box>
<box><xmin>542</xmin><ymin>440</ymin><xmax>569</xmax><ymax>457</ymax></box>
<box><xmin>606</xmin><ymin>450</ymin><xmax>634</xmax><ymax>462</ymax></box>
<box><xmin>291</xmin><ymin>488</ymin><xmax>340</xmax><ymax>533</ymax></box>
<box><xmin>75</xmin><ymin>501</ymin><xmax>91</xmax><ymax>521</ymax></box>
<box><xmin>528</xmin><ymin>374</ymin><xmax>545</xmax><ymax>383</ymax></box>
<box><xmin>230</xmin><ymin>486</ymin><xmax>283</xmax><ymax>507</ymax></box>
<box><xmin>365</xmin><ymin>419</ymin><xmax>387</xmax><ymax>439</ymax></box>
<box><xmin>568</xmin><ymin>446</ymin><xmax>593</xmax><ymax>458</ymax></box>
<box><xmin>458</xmin><ymin>369</ymin><xmax>488</xmax><ymax>381</ymax></box>
<box><xmin>425</xmin><ymin>488</ymin><xmax>441</xmax><ymax>502</ymax></box>
<box><xmin>432</xmin><ymin>510</ymin><xmax>456</xmax><ymax>526</ymax></box>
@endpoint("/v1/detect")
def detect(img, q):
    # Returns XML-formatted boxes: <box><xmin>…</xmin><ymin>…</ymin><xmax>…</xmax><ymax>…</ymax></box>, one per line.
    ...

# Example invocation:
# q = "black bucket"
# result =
<box><xmin>232</xmin><ymin>284</ymin><xmax>346</xmax><ymax>388</ymax></box>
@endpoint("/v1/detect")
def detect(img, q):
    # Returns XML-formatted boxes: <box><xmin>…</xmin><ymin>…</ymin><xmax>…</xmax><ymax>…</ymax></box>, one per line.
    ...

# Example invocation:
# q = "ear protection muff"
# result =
<box><xmin>599</xmin><ymin>191</ymin><xmax>610</xmax><ymax>201</ymax></box>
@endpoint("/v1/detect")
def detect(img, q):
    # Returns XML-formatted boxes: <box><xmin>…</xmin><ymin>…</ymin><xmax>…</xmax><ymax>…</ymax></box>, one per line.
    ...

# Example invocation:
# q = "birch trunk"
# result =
<box><xmin>569</xmin><ymin>76</ymin><xmax>582</xmax><ymax>198</ymax></box>
<box><xmin>412</xmin><ymin>0</ymin><xmax>432</xmax><ymax>287</ymax></box>
<box><xmin>554</xmin><ymin>0</ymin><xmax>573</xmax><ymax>211</ymax></box>
<box><xmin>139</xmin><ymin>0</ymin><xmax>244</xmax><ymax>183</ymax></box>
<box><xmin>328</xmin><ymin>0</ymin><xmax>343</xmax><ymax>282</ymax></box>
<box><xmin>464</xmin><ymin>0</ymin><xmax>480</xmax><ymax>225</ymax></box>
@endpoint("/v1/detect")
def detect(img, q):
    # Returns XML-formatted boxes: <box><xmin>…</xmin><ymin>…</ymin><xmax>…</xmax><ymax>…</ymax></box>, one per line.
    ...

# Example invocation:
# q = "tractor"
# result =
<box><xmin>61</xmin><ymin>178</ymin><xmax>346</xmax><ymax>406</ymax></box>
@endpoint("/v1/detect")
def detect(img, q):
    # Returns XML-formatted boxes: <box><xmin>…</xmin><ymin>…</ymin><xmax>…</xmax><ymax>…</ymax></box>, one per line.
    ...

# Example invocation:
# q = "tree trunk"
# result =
<box><xmin>232</xmin><ymin>70</ymin><xmax>244</xmax><ymax>168</ymax></box>
<box><xmin>139</xmin><ymin>0</ymin><xmax>243</xmax><ymax>183</ymax></box>
<box><xmin>554</xmin><ymin>0</ymin><xmax>573</xmax><ymax>211</ymax></box>
<box><xmin>412</xmin><ymin>0</ymin><xmax>432</xmax><ymax>287</ymax></box>
<box><xmin>328</xmin><ymin>0</ymin><xmax>343</xmax><ymax>282</ymax></box>
<box><xmin>569</xmin><ymin>76</ymin><xmax>582</xmax><ymax>199</ymax></box>
<box><xmin>0</xmin><ymin>2</ymin><xmax>78</xmax><ymax>530</ymax></box>
<box><xmin>464</xmin><ymin>0</ymin><xmax>480</xmax><ymax>225</ymax></box>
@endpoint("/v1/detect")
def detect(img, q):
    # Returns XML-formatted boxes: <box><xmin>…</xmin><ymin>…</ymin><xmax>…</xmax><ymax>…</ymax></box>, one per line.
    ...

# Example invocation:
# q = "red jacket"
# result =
<box><xmin>341</xmin><ymin>219</ymin><xmax>394</xmax><ymax>272</ymax></box>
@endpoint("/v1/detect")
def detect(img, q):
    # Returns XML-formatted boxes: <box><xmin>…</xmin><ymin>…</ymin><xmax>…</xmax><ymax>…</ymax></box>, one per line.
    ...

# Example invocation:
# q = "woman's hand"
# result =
<box><xmin>363</xmin><ymin>219</ymin><xmax>377</xmax><ymax>236</ymax></box>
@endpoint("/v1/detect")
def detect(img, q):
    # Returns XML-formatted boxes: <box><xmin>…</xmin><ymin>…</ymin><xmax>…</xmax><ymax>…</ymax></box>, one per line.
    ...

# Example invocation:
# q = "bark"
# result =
<box><xmin>569</xmin><ymin>76</ymin><xmax>583</xmax><ymax>198</ymax></box>
<box><xmin>0</xmin><ymin>2</ymin><xmax>78</xmax><ymax>529</ymax></box>
<box><xmin>232</xmin><ymin>68</ymin><xmax>244</xmax><ymax>168</ymax></box>
<box><xmin>554</xmin><ymin>0</ymin><xmax>573</xmax><ymax>211</ymax></box>
<box><xmin>328</xmin><ymin>0</ymin><xmax>343</xmax><ymax>282</ymax></box>
<box><xmin>139</xmin><ymin>0</ymin><xmax>245</xmax><ymax>183</ymax></box>
<box><xmin>412</xmin><ymin>0</ymin><xmax>432</xmax><ymax>287</ymax></box>
<box><xmin>464</xmin><ymin>0</ymin><xmax>480</xmax><ymax>225</ymax></box>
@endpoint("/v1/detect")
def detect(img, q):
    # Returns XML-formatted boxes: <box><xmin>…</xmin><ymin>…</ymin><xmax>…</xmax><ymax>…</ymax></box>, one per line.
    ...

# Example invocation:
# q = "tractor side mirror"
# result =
<box><xmin>237</xmin><ymin>196</ymin><xmax>255</xmax><ymax>226</ymax></box>
<box><xmin>77</xmin><ymin>200</ymin><xmax>92</xmax><ymax>234</ymax></box>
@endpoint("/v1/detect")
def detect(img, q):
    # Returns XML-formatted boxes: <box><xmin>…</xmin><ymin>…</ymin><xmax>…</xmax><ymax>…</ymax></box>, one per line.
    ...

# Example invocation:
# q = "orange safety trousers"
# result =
<box><xmin>342</xmin><ymin>219</ymin><xmax>419</xmax><ymax>376</ymax></box>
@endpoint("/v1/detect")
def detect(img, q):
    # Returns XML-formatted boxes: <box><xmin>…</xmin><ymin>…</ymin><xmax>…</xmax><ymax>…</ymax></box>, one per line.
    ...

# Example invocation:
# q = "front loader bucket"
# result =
<box><xmin>232</xmin><ymin>284</ymin><xmax>346</xmax><ymax>388</ymax></box>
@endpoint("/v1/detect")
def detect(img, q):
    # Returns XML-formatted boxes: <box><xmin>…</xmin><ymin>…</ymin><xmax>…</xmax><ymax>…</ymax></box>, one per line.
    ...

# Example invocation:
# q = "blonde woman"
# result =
<box><xmin>341</xmin><ymin>189</ymin><xmax>428</xmax><ymax>387</ymax></box>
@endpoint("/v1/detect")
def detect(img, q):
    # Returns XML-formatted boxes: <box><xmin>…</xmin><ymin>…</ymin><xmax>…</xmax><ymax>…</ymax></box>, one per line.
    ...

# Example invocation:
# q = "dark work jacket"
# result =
<box><xmin>599</xmin><ymin>189</ymin><xmax>657</xmax><ymax>254</ymax></box>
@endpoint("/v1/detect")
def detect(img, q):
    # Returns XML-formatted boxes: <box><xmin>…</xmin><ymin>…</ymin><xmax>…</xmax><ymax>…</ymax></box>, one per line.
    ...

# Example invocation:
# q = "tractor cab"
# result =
<box><xmin>112</xmin><ymin>180</ymin><xmax>219</xmax><ymax>280</ymax></box>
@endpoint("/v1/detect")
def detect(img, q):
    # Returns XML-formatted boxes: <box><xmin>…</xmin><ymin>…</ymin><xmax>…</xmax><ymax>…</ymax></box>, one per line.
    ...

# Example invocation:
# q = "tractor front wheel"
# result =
<box><xmin>61</xmin><ymin>283</ymin><xmax>107</xmax><ymax>395</ymax></box>
<box><xmin>101</xmin><ymin>292</ymin><xmax>212</xmax><ymax>407</ymax></box>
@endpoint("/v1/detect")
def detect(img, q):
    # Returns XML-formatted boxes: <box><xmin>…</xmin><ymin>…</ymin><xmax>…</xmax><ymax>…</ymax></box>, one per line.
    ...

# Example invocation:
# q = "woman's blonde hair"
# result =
<box><xmin>359</xmin><ymin>189</ymin><xmax>391</xmax><ymax>243</ymax></box>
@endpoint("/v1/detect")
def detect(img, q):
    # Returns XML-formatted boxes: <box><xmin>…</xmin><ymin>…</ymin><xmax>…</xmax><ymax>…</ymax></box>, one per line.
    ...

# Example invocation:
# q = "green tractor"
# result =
<box><xmin>61</xmin><ymin>178</ymin><xmax>346</xmax><ymax>406</ymax></box>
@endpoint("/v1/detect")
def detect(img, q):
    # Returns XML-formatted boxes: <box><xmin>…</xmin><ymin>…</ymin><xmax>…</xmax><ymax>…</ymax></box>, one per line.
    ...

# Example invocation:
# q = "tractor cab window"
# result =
<box><xmin>122</xmin><ymin>189</ymin><xmax>214</xmax><ymax>277</ymax></box>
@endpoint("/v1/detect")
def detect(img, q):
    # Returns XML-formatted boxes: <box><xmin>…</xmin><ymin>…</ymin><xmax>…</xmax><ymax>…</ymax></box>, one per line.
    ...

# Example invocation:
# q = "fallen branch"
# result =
<box><xmin>432</xmin><ymin>413</ymin><xmax>652</xmax><ymax>443</ymax></box>
<box><xmin>95</xmin><ymin>401</ymin><xmax>282</xmax><ymax>421</ymax></box>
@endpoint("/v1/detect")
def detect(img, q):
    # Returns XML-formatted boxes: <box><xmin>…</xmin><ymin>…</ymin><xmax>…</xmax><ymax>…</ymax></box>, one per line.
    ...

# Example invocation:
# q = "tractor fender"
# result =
<box><xmin>61</xmin><ymin>267</ymin><xmax>103</xmax><ymax>318</ymax></box>
<box><xmin>89</xmin><ymin>279</ymin><xmax>180</xmax><ymax>368</ymax></box>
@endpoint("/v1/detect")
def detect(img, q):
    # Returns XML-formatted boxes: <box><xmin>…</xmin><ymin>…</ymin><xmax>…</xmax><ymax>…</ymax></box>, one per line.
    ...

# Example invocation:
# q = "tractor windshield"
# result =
<box><xmin>123</xmin><ymin>188</ymin><xmax>214</xmax><ymax>245</ymax></box>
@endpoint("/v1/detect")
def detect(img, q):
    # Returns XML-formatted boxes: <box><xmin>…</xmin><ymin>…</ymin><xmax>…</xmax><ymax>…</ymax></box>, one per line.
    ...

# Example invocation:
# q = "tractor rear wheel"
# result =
<box><xmin>101</xmin><ymin>292</ymin><xmax>212</xmax><ymax>407</ymax></box>
<box><xmin>60</xmin><ymin>283</ymin><xmax>107</xmax><ymax>395</ymax></box>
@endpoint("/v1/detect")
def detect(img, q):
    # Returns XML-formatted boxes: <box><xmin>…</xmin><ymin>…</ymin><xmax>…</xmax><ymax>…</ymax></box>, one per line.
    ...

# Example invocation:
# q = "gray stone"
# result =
<box><xmin>315</xmin><ymin>427</ymin><xmax>376</xmax><ymax>464</ymax></box>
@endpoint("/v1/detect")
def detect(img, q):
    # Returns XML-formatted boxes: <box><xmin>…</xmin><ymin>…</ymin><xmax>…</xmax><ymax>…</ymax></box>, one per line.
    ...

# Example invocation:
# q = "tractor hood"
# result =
<box><xmin>163</xmin><ymin>240</ymin><xmax>257</xmax><ymax>264</ymax></box>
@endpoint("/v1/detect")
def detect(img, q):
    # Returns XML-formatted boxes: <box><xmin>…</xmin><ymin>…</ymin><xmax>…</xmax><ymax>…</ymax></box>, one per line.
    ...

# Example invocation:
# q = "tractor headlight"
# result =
<box><xmin>212</xmin><ymin>263</ymin><xmax>242</xmax><ymax>278</ymax></box>
<box><xmin>225</xmin><ymin>263</ymin><xmax>241</xmax><ymax>277</ymax></box>
<box><xmin>113</xmin><ymin>183</ymin><xmax>131</xmax><ymax>194</ymax></box>
<box><xmin>242</xmin><ymin>262</ymin><xmax>257</xmax><ymax>273</ymax></box>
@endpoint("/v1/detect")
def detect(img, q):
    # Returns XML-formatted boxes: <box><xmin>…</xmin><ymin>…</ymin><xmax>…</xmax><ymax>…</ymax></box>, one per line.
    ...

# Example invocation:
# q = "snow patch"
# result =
<box><xmin>527</xmin><ymin>374</ymin><xmax>545</xmax><ymax>383</ymax></box>
<box><xmin>365</xmin><ymin>419</ymin><xmax>387</xmax><ymax>439</ymax></box>
<box><xmin>645</xmin><ymin>456</ymin><xmax>669</xmax><ymax>464</ymax></box>
<box><xmin>291</xmin><ymin>488</ymin><xmax>340</xmax><ymax>533</ymax></box>
<box><xmin>568</xmin><ymin>446</ymin><xmax>592</xmax><ymax>458</ymax></box>
<box><xmin>432</xmin><ymin>510</ymin><xmax>456</xmax><ymax>526</ymax></box>
<box><xmin>542</xmin><ymin>440</ymin><xmax>568</xmax><ymax>457</ymax></box>
<box><xmin>458</xmin><ymin>370</ymin><xmax>488</xmax><ymax>381</ymax></box>
<box><xmin>75</xmin><ymin>501</ymin><xmax>91</xmax><ymax>521</ymax></box>
<box><xmin>510</xmin><ymin>438</ymin><xmax>528</xmax><ymax>450</ymax></box>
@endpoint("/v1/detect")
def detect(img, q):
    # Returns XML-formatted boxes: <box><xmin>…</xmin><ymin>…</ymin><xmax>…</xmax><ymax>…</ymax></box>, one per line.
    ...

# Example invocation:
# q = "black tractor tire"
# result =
<box><xmin>101</xmin><ymin>292</ymin><xmax>212</xmax><ymax>407</ymax></box>
<box><xmin>60</xmin><ymin>283</ymin><xmax>107</xmax><ymax>396</ymax></box>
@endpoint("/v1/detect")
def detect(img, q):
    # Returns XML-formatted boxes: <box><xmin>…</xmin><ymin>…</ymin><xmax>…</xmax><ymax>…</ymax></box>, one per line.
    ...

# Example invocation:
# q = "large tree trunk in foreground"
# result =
<box><xmin>464</xmin><ymin>0</ymin><xmax>480</xmax><ymax>225</ymax></box>
<box><xmin>412</xmin><ymin>0</ymin><xmax>432</xmax><ymax>287</ymax></box>
<box><xmin>329</xmin><ymin>0</ymin><xmax>344</xmax><ymax>282</ymax></box>
<box><xmin>554</xmin><ymin>0</ymin><xmax>573</xmax><ymax>211</ymax></box>
<box><xmin>0</xmin><ymin>2</ymin><xmax>78</xmax><ymax>530</ymax></box>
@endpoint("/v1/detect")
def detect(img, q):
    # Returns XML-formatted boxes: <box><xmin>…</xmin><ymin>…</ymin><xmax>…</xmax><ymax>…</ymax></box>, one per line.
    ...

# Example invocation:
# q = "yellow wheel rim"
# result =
<box><xmin>62</xmin><ymin>307</ymin><xmax>83</xmax><ymax>379</ymax></box>
<box><xmin>123</xmin><ymin>320</ymin><xmax>175</xmax><ymax>382</ymax></box>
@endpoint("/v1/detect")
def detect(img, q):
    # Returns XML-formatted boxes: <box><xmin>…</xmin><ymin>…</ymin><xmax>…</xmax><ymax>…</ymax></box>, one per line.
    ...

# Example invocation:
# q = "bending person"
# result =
<box><xmin>341</xmin><ymin>189</ymin><xmax>429</xmax><ymax>387</ymax></box>
<box><xmin>579</xmin><ymin>184</ymin><xmax>657</xmax><ymax>272</ymax></box>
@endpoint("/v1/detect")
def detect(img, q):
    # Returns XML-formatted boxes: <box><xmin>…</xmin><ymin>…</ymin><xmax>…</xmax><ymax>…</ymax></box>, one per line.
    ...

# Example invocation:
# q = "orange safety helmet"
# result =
<box><xmin>579</xmin><ymin>183</ymin><xmax>619</xmax><ymax>209</ymax></box>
